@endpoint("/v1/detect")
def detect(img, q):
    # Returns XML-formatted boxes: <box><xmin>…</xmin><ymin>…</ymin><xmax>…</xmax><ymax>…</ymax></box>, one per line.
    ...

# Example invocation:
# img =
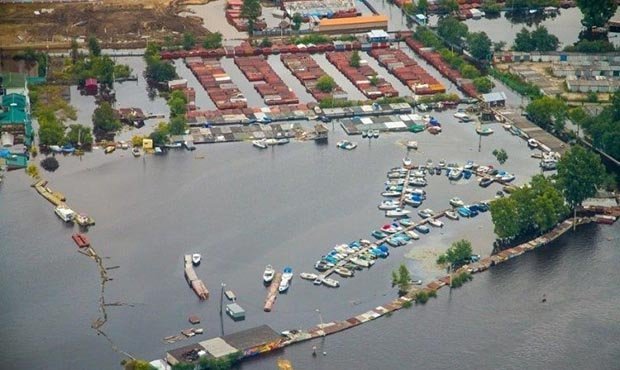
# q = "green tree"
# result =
<box><xmin>460</xmin><ymin>64</ymin><xmax>481</xmax><ymax>79</ymax></box>
<box><xmin>70</xmin><ymin>38</ymin><xmax>79</xmax><ymax>63</ymax></box>
<box><xmin>417</xmin><ymin>0</ymin><xmax>429</xmax><ymax>15</ymax></box>
<box><xmin>513</xmin><ymin>28</ymin><xmax>534</xmax><ymax>52</ymax></box>
<box><xmin>369</xmin><ymin>75</ymin><xmax>379</xmax><ymax>86</ymax></box>
<box><xmin>65</xmin><ymin>124</ymin><xmax>93</xmax><ymax>148</ymax></box>
<box><xmin>203</xmin><ymin>32</ymin><xmax>223</xmax><ymax>49</ymax></box>
<box><xmin>492</xmin><ymin>148</ymin><xmax>508</xmax><ymax>164</ymax></box>
<box><xmin>171</xmin><ymin>363</ymin><xmax>194</xmax><ymax>370</ymax></box>
<box><xmin>392</xmin><ymin>264</ymin><xmax>411</xmax><ymax>295</ymax></box>
<box><xmin>182</xmin><ymin>32</ymin><xmax>196</xmax><ymax>51</ymax></box>
<box><xmin>467</xmin><ymin>32</ymin><xmax>492</xmax><ymax>61</ymax></box>
<box><xmin>437</xmin><ymin>16</ymin><xmax>468</xmax><ymax>46</ymax></box>
<box><xmin>40</xmin><ymin>157</ymin><xmax>59</xmax><ymax>172</ymax></box>
<box><xmin>576</xmin><ymin>0</ymin><xmax>617</xmax><ymax>35</ymax></box>
<box><xmin>493</xmin><ymin>41</ymin><xmax>507</xmax><ymax>52</ymax></box>
<box><xmin>149</xmin><ymin>122</ymin><xmax>170</xmax><ymax>146</ymax></box>
<box><xmin>292</xmin><ymin>13</ymin><xmax>303</xmax><ymax>31</ymax></box>
<box><xmin>241</xmin><ymin>0</ymin><xmax>261</xmax><ymax>35</ymax></box>
<box><xmin>437</xmin><ymin>0</ymin><xmax>459</xmax><ymax>14</ymax></box>
<box><xmin>489</xmin><ymin>197</ymin><xmax>520</xmax><ymax>238</ymax></box>
<box><xmin>473</xmin><ymin>77</ymin><xmax>494</xmax><ymax>93</ymax></box>
<box><xmin>531</xmin><ymin>26</ymin><xmax>559</xmax><ymax>52</ymax></box>
<box><xmin>123</xmin><ymin>359</ymin><xmax>157</xmax><ymax>370</ymax></box>
<box><xmin>146</xmin><ymin>61</ymin><xmax>177</xmax><ymax>83</ymax></box>
<box><xmin>26</xmin><ymin>163</ymin><xmax>40</xmax><ymax>178</ymax></box>
<box><xmin>168</xmin><ymin>90</ymin><xmax>188</xmax><ymax>118</ymax></box>
<box><xmin>557</xmin><ymin>145</ymin><xmax>606</xmax><ymax>225</ymax></box>
<box><xmin>169</xmin><ymin>116</ymin><xmax>188</xmax><ymax>136</ymax></box>
<box><xmin>436</xmin><ymin>239</ymin><xmax>473</xmax><ymax>267</ymax></box>
<box><xmin>526</xmin><ymin>96</ymin><xmax>567</xmax><ymax>131</ymax></box>
<box><xmin>259</xmin><ymin>37</ymin><xmax>272</xmax><ymax>47</ymax></box>
<box><xmin>316</xmin><ymin>75</ymin><xmax>336</xmax><ymax>93</ymax></box>
<box><xmin>349</xmin><ymin>50</ymin><xmax>361</xmax><ymax>68</ymax></box>
<box><xmin>38</xmin><ymin>112</ymin><xmax>66</xmax><ymax>147</ymax></box>
<box><xmin>88</xmin><ymin>36</ymin><xmax>101</xmax><ymax>57</ymax></box>
<box><xmin>481</xmin><ymin>0</ymin><xmax>501</xmax><ymax>16</ymax></box>
<box><xmin>92</xmin><ymin>102</ymin><xmax>121</xmax><ymax>133</ymax></box>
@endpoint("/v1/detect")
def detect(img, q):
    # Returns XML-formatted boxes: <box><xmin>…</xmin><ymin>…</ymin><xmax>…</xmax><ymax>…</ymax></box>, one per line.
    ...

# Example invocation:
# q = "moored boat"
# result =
<box><xmin>300</xmin><ymin>272</ymin><xmax>318</xmax><ymax>280</ymax></box>
<box><xmin>252</xmin><ymin>139</ymin><xmax>268</xmax><ymax>149</ymax></box>
<box><xmin>263</xmin><ymin>264</ymin><xmax>275</xmax><ymax>284</ymax></box>
<box><xmin>449</xmin><ymin>197</ymin><xmax>465</xmax><ymax>207</ymax></box>
<box><xmin>131</xmin><ymin>147</ymin><xmax>141</xmax><ymax>157</ymax></box>
<box><xmin>335</xmin><ymin>267</ymin><xmax>354</xmax><ymax>278</ymax></box>
<box><xmin>321</xmin><ymin>277</ymin><xmax>340</xmax><ymax>288</ymax></box>
<box><xmin>54</xmin><ymin>205</ymin><xmax>75</xmax><ymax>222</ymax></box>
<box><xmin>71</xmin><ymin>233</ymin><xmax>90</xmax><ymax>248</ymax></box>
<box><xmin>418</xmin><ymin>208</ymin><xmax>434</xmax><ymax>219</ymax></box>
<box><xmin>378</xmin><ymin>199</ymin><xmax>399</xmax><ymax>210</ymax></box>
<box><xmin>192</xmin><ymin>253</ymin><xmax>202</xmax><ymax>266</ymax></box>
<box><xmin>381</xmin><ymin>190</ymin><xmax>401</xmax><ymax>197</ymax></box>
<box><xmin>279</xmin><ymin>267</ymin><xmax>293</xmax><ymax>293</ymax></box>
<box><xmin>479</xmin><ymin>177</ymin><xmax>494</xmax><ymax>187</ymax></box>
<box><xmin>406</xmin><ymin>140</ymin><xmax>418</xmax><ymax>150</ymax></box>
<box><xmin>405</xmin><ymin>230</ymin><xmax>420</xmax><ymax>240</ymax></box>
<box><xmin>414</xmin><ymin>224</ymin><xmax>430</xmax><ymax>234</ymax></box>
<box><xmin>385</xmin><ymin>208</ymin><xmax>411</xmax><ymax>218</ymax></box>
<box><xmin>402</xmin><ymin>157</ymin><xmax>412</xmax><ymax>167</ymax></box>
<box><xmin>372</xmin><ymin>230</ymin><xmax>388</xmax><ymax>239</ymax></box>
<box><xmin>527</xmin><ymin>138</ymin><xmax>539</xmax><ymax>149</ymax></box>
<box><xmin>337</xmin><ymin>140</ymin><xmax>357</xmax><ymax>150</ymax></box>
<box><xmin>428</xmin><ymin>218</ymin><xmax>444</xmax><ymax>228</ymax></box>
<box><xmin>476</xmin><ymin>126</ymin><xmax>494</xmax><ymax>136</ymax></box>
<box><xmin>350</xmin><ymin>257</ymin><xmax>371</xmax><ymax>267</ymax></box>
<box><xmin>445</xmin><ymin>210</ymin><xmax>459</xmax><ymax>220</ymax></box>
<box><xmin>75</xmin><ymin>213</ymin><xmax>95</xmax><ymax>227</ymax></box>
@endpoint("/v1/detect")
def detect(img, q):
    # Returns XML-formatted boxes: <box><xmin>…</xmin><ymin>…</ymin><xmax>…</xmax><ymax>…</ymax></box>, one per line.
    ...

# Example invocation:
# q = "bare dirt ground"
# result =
<box><xmin>0</xmin><ymin>0</ymin><xmax>211</xmax><ymax>50</ymax></box>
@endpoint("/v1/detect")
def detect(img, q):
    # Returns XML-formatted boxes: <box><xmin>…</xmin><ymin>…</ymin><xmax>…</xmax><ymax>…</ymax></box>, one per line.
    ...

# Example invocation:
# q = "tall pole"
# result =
<box><xmin>219</xmin><ymin>283</ymin><xmax>226</xmax><ymax>315</ymax></box>
<box><xmin>315</xmin><ymin>308</ymin><xmax>324</xmax><ymax>336</ymax></box>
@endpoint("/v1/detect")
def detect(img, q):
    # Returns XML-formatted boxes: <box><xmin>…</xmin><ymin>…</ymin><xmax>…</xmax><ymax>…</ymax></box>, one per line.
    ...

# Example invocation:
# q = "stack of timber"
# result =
<box><xmin>184</xmin><ymin>255</ymin><xmax>209</xmax><ymax>300</ymax></box>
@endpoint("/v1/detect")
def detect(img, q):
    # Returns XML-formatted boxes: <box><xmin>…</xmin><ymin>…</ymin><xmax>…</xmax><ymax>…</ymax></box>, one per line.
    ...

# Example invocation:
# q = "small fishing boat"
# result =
<box><xmin>406</xmin><ymin>140</ymin><xmax>418</xmax><ymax>150</ymax></box>
<box><xmin>371</xmin><ymin>129</ymin><xmax>380</xmax><ymax>138</ymax></box>
<box><xmin>414</xmin><ymin>224</ymin><xmax>430</xmax><ymax>234</ymax></box>
<box><xmin>386</xmin><ymin>208</ymin><xmax>411</xmax><ymax>218</ymax></box>
<box><xmin>380</xmin><ymin>224</ymin><xmax>398</xmax><ymax>233</ymax></box>
<box><xmin>449</xmin><ymin>197</ymin><xmax>465</xmax><ymax>207</ymax></box>
<box><xmin>75</xmin><ymin>213</ymin><xmax>95</xmax><ymax>227</ymax></box>
<box><xmin>418</xmin><ymin>208</ymin><xmax>434</xmax><ymax>219</ymax></box>
<box><xmin>479</xmin><ymin>177</ymin><xmax>494</xmax><ymax>187</ymax></box>
<box><xmin>362</xmin><ymin>130</ymin><xmax>368</xmax><ymax>138</ymax></box>
<box><xmin>445</xmin><ymin>210</ymin><xmax>459</xmax><ymax>220</ymax></box>
<box><xmin>104</xmin><ymin>145</ymin><xmax>116</xmax><ymax>154</ymax></box>
<box><xmin>300</xmin><ymin>272</ymin><xmax>318</xmax><ymax>280</ymax></box>
<box><xmin>438</xmin><ymin>160</ymin><xmax>446</xmax><ymax>167</ymax></box>
<box><xmin>337</xmin><ymin>140</ymin><xmax>357</xmax><ymax>150</ymax></box>
<box><xmin>350</xmin><ymin>257</ymin><xmax>371</xmax><ymax>267</ymax></box>
<box><xmin>527</xmin><ymin>138</ymin><xmax>539</xmax><ymax>149</ymax></box>
<box><xmin>322</xmin><ymin>277</ymin><xmax>340</xmax><ymax>288</ymax></box>
<box><xmin>405</xmin><ymin>230</ymin><xmax>420</xmax><ymax>240</ymax></box>
<box><xmin>476</xmin><ymin>126</ymin><xmax>494</xmax><ymax>136</ymax></box>
<box><xmin>428</xmin><ymin>218</ymin><xmax>444</xmax><ymax>228</ymax></box>
<box><xmin>435</xmin><ymin>166</ymin><xmax>442</xmax><ymax>175</ymax></box>
<box><xmin>411</xmin><ymin>170</ymin><xmax>425</xmax><ymax>178</ymax></box>
<box><xmin>372</xmin><ymin>230</ymin><xmax>388</xmax><ymax>239</ymax></box>
<box><xmin>378</xmin><ymin>199</ymin><xmax>399</xmax><ymax>210</ymax></box>
<box><xmin>464</xmin><ymin>160</ymin><xmax>474</xmax><ymax>170</ymax></box>
<box><xmin>335</xmin><ymin>267</ymin><xmax>354</xmax><ymax>278</ymax></box>
<box><xmin>404</xmin><ymin>195</ymin><xmax>423</xmax><ymax>207</ymax></box>
<box><xmin>540</xmin><ymin>160</ymin><xmax>557</xmax><ymax>171</ymax></box>
<box><xmin>411</xmin><ymin>188</ymin><xmax>426</xmax><ymax>197</ymax></box>
<box><xmin>409</xmin><ymin>178</ymin><xmax>427</xmax><ymax>187</ymax></box>
<box><xmin>131</xmin><ymin>147</ymin><xmax>141</xmax><ymax>157</ymax></box>
<box><xmin>457</xmin><ymin>207</ymin><xmax>472</xmax><ymax>218</ymax></box>
<box><xmin>399</xmin><ymin>217</ymin><xmax>414</xmax><ymax>227</ymax></box>
<box><xmin>275</xmin><ymin>138</ymin><xmax>290</xmax><ymax>145</ymax></box>
<box><xmin>192</xmin><ymin>254</ymin><xmax>202</xmax><ymax>266</ymax></box>
<box><xmin>502</xmin><ymin>123</ymin><xmax>512</xmax><ymax>130</ymax></box>
<box><xmin>381</xmin><ymin>190</ymin><xmax>401</xmax><ymax>197</ymax></box>
<box><xmin>454</xmin><ymin>111</ymin><xmax>469</xmax><ymax>120</ymax></box>
<box><xmin>448</xmin><ymin>168</ymin><xmax>463</xmax><ymax>180</ymax></box>
<box><xmin>263</xmin><ymin>265</ymin><xmax>275</xmax><ymax>284</ymax></box>
<box><xmin>279</xmin><ymin>267</ymin><xmax>293</xmax><ymax>293</ymax></box>
<box><xmin>402</xmin><ymin>157</ymin><xmax>412</xmax><ymax>167</ymax></box>
<box><xmin>426</xmin><ymin>159</ymin><xmax>433</xmax><ymax>167</ymax></box>
<box><xmin>313</xmin><ymin>278</ymin><xmax>323</xmax><ymax>286</ymax></box>
<box><xmin>252</xmin><ymin>139</ymin><xmax>268</xmax><ymax>149</ymax></box>
<box><xmin>314</xmin><ymin>261</ymin><xmax>333</xmax><ymax>271</ymax></box>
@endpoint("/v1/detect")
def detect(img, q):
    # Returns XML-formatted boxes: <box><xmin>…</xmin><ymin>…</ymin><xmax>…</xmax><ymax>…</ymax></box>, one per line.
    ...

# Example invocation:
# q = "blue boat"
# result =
<box><xmin>463</xmin><ymin>169</ymin><xmax>472</xmax><ymax>179</ymax></box>
<box><xmin>457</xmin><ymin>207</ymin><xmax>471</xmax><ymax>218</ymax></box>
<box><xmin>399</xmin><ymin>218</ymin><xmax>414</xmax><ymax>227</ymax></box>
<box><xmin>377</xmin><ymin>244</ymin><xmax>390</xmax><ymax>252</ymax></box>
<box><xmin>415</xmin><ymin>224</ymin><xmax>430</xmax><ymax>234</ymax></box>
<box><xmin>372</xmin><ymin>230</ymin><xmax>388</xmax><ymax>239</ymax></box>
<box><xmin>62</xmin><ymin>144</ymin><xmax>76</xmax><ymax>153</ymax></box>
<box><xmin>371</xmin><ymin>248</ymin><xmax>388</xmax><ymax>258</ymax></box>
<box><xmin>477</xmin><ymin>202</ymin><xmax>489</xmax><ymax>212</ymax></box>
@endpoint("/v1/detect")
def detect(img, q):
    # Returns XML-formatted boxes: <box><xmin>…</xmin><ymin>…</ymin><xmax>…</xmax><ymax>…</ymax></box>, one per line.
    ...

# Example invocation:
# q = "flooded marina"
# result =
<box><xmin>1</xmin><ymin>3</ymin><xmax>619</xmax><ymax>370</ymax></box>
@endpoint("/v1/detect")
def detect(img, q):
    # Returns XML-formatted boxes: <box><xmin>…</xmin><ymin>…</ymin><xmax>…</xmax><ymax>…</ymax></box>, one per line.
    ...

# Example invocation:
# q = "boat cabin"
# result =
<box><xmin>226</xmin><ymin>303</ymin><xmax>245</xmax><ymax>321</ymax></box>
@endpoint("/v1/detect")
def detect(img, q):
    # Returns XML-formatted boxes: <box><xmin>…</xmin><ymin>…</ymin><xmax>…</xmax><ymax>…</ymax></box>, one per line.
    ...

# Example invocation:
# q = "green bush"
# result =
<box><xmin>415</xmin><ymin>291</ymin><xmax>429</xmax><ymax>304</ymax></box>
<box><xmin>489</xmin><ymin>69</ymin><xmax>542</xmax><ymax>99</ymax></box>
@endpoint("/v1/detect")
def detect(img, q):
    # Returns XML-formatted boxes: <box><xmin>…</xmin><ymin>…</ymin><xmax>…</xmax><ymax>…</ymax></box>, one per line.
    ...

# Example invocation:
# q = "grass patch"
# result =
<box><xmin>489</xmin><ymin>68</ymin><xmax>542</xmax><ymax>100</ymax></box>
<box><xmin>450</xmin><ymin>272</ymin><xmax>473</xmax><ymax>288</ymax></box>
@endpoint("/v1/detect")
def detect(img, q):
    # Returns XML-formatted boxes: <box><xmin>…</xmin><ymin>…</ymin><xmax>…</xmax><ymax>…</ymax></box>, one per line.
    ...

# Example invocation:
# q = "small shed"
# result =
<box><xmin>84</xmin><ymin>78</ymin><xmax>98</xmax><ymax>95</ymax></box>
<box><xmin>226</xmin><ymin>303</ymin><xmax>246</xmax><ymax>320</ymax></box>
<box><xmin>142</xmin><ymin>138</ymin><xmax>154</xmax><ymax>150</ymax></box>
<box><xmin>482</xmin><ymin>91</ymin><xmax>507</xmax><ymax>107</ymax></box>
<box><xmin>366</xmin><ymin>29</ymin><xmax>389</xmax><ymax>43</ymax></box>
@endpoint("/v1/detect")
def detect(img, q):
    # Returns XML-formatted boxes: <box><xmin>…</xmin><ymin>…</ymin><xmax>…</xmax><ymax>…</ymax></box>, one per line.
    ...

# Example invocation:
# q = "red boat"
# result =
<box><xmin>72</xmin><ymin>233</ymin><xmax>90</xmax><ymax>248</ymax></box>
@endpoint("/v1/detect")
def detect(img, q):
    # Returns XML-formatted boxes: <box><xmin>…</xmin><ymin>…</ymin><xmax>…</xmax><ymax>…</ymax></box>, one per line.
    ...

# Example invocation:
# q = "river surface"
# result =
<box><xmin>1</xmin><ymin>4</ymin><xmax>620</xmax><ymax>370</ymax></box>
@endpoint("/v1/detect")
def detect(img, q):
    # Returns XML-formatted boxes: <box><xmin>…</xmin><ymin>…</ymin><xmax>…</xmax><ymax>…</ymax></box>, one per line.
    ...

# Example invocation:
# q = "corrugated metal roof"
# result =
<box><xmin>482</xmin><ymin>91</ymin><xmax>507</xmax><ymax>103</ymax></box>
<box><xmin>319</xmin><ymin>15</ymin><xmax>388</xmax><ymax>27</ymax></box>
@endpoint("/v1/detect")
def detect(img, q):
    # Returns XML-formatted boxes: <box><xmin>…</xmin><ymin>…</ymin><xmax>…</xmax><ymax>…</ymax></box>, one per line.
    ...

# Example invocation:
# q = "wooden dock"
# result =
<box><xmin>263</xmin><ymin>272</ymin><xmax>282</xmax><ymax>312</ymax></box>
<box><xmin>33</xmin><ymin>180</ymin><xmax>65</xmax><ymax>206</ymax></box>
<box><xmin>397</xmin><ymin>167</ymin><xmax>412</xmax><ymax>208</ymax></box>
<box><xmin>183</xmin><ymin>255</ymin><xmax>209</xmax><ymax>300</ymax></box>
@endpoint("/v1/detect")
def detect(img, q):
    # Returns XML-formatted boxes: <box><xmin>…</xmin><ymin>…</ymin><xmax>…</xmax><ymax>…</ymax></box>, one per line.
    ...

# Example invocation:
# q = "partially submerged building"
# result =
<box><xmin>166</xmin><ymin>325</ymin><xmax>282</xmax><ymax>366</ymax></box>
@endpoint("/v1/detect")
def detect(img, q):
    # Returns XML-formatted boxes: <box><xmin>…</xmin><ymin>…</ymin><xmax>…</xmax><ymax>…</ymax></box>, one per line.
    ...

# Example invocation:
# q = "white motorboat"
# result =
<box><xmin>409</xmin><ymin>178</ymin><xmax>427</xmax><ymax>187</ymax></box>
<box><xmin>263</xmin><ymin>264</ymin><xmax>275</xmax><ymax>284</ymax></box>
<box><xmin>428</xmin><ymin>218</ymin><xmax>444</xmax><ymax>228</ymax></box>
<box><xmin>337</xmin><ymin>140</ymin><xmax>357</xmax><ymax>150</ymax></box>
<box><xmin>411</xmin><ymin>188</ymin><xmax>426</xmax><ymax>197</ymax></box>
<box><xmin>252</xmin><ymin>139</ymin><xmax>268</xmax><ymax>149</ymax></box>
<box><xmin>385</xmin><ymin>178</ymin><xmax>405</xmax><ymax>186</ymax></box>
<box><xmin>275</xmin><ymin>138</ymin><xmax>290</xmax><ymax>145</ymax></box>
<box><xmin>381</xmin><ymin>190</ymin><xmax>401</xmax><ymax>197</ymax></box>
<box><xmin>445</xmin><ymin>210</ymin><xmax>459</xmax><ymax>220</ymax></box>
<box><xmin>378</xmin><ymin>200</ymin><xmax>399</xmax><ymax>210</ymax></box>
<box><xmin>448</xmin><ymin>168</ymin><xmax>463</xmax><ymax>180</ymax></box>
<box><xmin>132</xmin><ymin>147</ymin><xmax>141</xmax><ymax>157</ymax></box>
<box><xmin>313</xmin><ymin>278</ymin><xmax>323</xmax><ymax>285</ymax></box>
<box><xmin>386</xmin><ymin>208</ymin><xmax>411</xmax><ymax>218</ymax></box>
<box><xmin>321</xmin><ymin>277</ymin><xmax>340</xmax><ymax>288</ymax></box>
<box><xmin>278</xmin><ymin>278</ymin><xmax>290</xmax><ymax>293</ymax></box>
<box><xmin>418</xmin><ymin>208</ymin><xmax>434</xmax><ymax>219</ymax></box>
<box><xmin>405</xmin><ymin>230</ymin><xmax>420</xmax><ymax>240</ymax></box>
<box><xmin>527</xmin><ymin>138</ymin><xmax>539</xmax><ymax>149</ymax></box>
<box><xmin>192</xmin><ymin>253</ymin><xmax>202</xmax><ymax>266</ymax></box>
<box><xmin>350</xmin><ymin>257</ymin><xmax>370</xmax><ymax>267</ymax></box>
<box><xmin>449</xmin><ymin>197</ymin><xmax>465</xmax><ymax>207</ymax></box>
<box><xmin>300</xmin><ymin>272</ymin><xmax>318</xmax><ymax>280</ymax></box>
<box><xmin>335</xmin><ymin>267</ymin><xmax>354</xmax><ymax>278</ymax></box>
<box><xmin>402</xmin><ymin>157</ymin><xmax>412</xmax><ymax>167</ymax></box>
<box><xmin>454</xmin><ymin>112</ymin><xmax>470</xmax><ymax>120</ymax></box>
<box><xmin>279</xmin><ymin>267</ymin><xmax>293</xmax><ymax>293</ymax></box>
<box><xmin>54</xmin><ymin>206</ymin><xmax>75</xmax><ymax>222</ymax></box>
<box><xmin>411</xmin><ymin>170</ymin><xmax>425</xmax><ymax>178</ymax></box>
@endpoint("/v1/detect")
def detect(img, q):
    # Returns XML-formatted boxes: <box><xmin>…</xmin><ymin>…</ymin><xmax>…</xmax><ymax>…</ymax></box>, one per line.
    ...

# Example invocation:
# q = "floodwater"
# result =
<box><xmin>1</xmin><ymin>5</ymin><xmax>619</xmax><ymax>370</ymax></box>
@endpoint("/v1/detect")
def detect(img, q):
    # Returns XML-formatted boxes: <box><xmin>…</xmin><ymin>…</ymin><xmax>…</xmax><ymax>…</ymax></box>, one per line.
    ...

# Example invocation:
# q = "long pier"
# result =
<box><xmin>183</xmin><ymin>255</ymin><xmax>209</xmax><ymax>300</ymax></box>
<box><xmin>263</xmin><ymin>272</ymin><xmax>282</xmax><ymax>312</ymax></box>
<box><xmin>33</xmin><ymin>180</ymin><xmax>66</xmax><ymax>206</ymax></box>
